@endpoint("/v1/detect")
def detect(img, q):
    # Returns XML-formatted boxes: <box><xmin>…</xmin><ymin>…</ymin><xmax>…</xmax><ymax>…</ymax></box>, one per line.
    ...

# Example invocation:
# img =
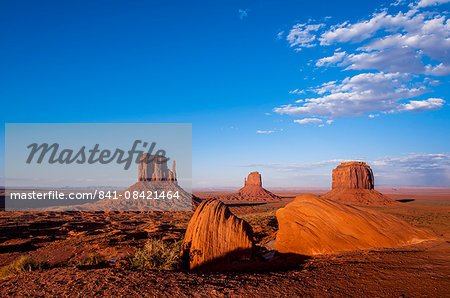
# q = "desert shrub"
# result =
<box><xmin>130</xmin><ymin>238</ymin><xmax>181</xmax><ymax>270</ymax></box>
<box><xmin>0</xmin><ymin>256</ymin><xmax>47</xmax><ymax>279</ymax></box>
<box><xmin>75</xmin><ymin>252</ymin><xmax>105</xmax><ymax>268</ymax></box>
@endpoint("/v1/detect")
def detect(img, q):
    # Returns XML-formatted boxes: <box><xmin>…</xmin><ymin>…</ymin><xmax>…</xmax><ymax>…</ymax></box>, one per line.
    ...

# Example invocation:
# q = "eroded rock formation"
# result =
<box><xmin>220</xmin><ymin>172</ymin><xmax>282</xmax><ymax>201</ymax></box>
<box><xmin>332</xmin><ymin>161</ymin><xmax>374</xmax><ymax>190</ymax></box>
<box><xmin>138</xmin><ymin>154</ymin><xmax>177</xmax><ymax>182</ymax></box>
<box><xmin>322</xmin><ymin>161</ymin><xmax>394</xmax><ymax>206</ymax></box>
<box><xmin>244</xmin><ymin>171</ymin><xmax>262</xmax><ymax>186</ymax></box>
<box><xmin>51</xmin><ymin>154</ymin><xmax>198</xmax><ymax>211</ymax></box>
<box><xmin>274</xmin><ymin>194</ymin><xmax>434</xmax><ymax>256</ymax></box>
<box><xmin>182</xmin><ymin>199</ymin><xmax>254</xmax><ymax>269</ymax></box>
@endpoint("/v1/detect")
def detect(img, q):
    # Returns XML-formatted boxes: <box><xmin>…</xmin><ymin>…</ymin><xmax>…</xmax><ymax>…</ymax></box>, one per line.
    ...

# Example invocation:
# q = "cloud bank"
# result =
<box><xmin>276</xmin><ymin>0</ymin><xmax>449</xmax><ymax>123</ymax></box>
<box><xmin>239</xmin><ymin>153</ymin><xmax>450</xmax><ymax>187</ymax></box>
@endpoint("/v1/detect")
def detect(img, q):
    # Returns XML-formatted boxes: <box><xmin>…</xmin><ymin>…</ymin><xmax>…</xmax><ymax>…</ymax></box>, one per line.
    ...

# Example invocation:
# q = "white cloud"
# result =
<box><xmin>278</xmin><ymin>1</ymin><xmax>448</xmax><ymax>121</ymax></box>
<box><xmin>239</xmin><ymin>159</ymin><xmax>348</xmax><ymax>171</ymax></box>
<box><xmin>316</xmin><ymin>51</ymin><xmax>346</xmax><ymax>67</ymax></box>
<box><xmin>343</xmin><ymin>47</ymin><xmax>428</xmax><ymax>74</ymax></box>
<box><xmin>238</xmin><ymin>9</ymin><xmax>248</xmax><ymax>20</ymax></box>
<box><xmin>275</xmin><ymin>72</ymin><xmax>433</xmax><ymax>119</ymax></box>
<box><xmin>239</xmin><ymin>153</ymin><xmax>450</xmax><ymax>186</ymax></box>
<box><xmin>425</xmin><ymin>63</ymin><xmax>450</xmax><ymax>76</ymax></box>
<box><xmin>256</xmin><ymin>130</ymin><xmax>274</xmax><ymax>134</ymax></box>
<box><xmin>416</xmin><ymin>0</ymin><xmax>450</xmax><ymax>8</ymax></box>
<box><xmin>320</xmin><ymin>11</ymin><xmax>398</xmax><ymax>45</ymax></box>
<box><xmin>392</xmin><ymin>0</ymin><xmax>408</xmax><ymax>6</ymax></box>
<box><xmin>287</xmin><ymin>23</ymin><xmax>324</xmax><ymax>49</ymax></box>
<box><xmin>289</xmin><ymin>88</ymin><xmax>305</xmax><ymax>94</ymax></box>
<box><xmin>372</xmin><ymin>153</ymin><xmax>450</xmax><ymax>186</ymax></box>
<box><xmin>294</xmin><ymin>118</ymin><xmax>323</xmax><ymax>124</ymax></box>
<box><xmin>398</xmin><ymin>97</ymin><xmax>445</xmax><ymax>111</ymax></box>
<box><xmin>373</xmin><ymin>153</ymin><xmax>450</xmax><ymax>170</ymax></box>
<box><xmin>316</xmin><ymin>11</ymin><xmax>450</xmax><ymax>76</ymax></box>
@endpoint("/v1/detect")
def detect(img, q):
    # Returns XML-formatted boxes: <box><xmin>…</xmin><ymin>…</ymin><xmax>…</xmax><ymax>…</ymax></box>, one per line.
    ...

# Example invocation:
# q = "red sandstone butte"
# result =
<box><xmin>224</xmin><ymin>172</ymin><xmax>282</xmax><ymax>201</ymax></box>
<box><xmin>138</xmin><ymin>154</ymin><xmax>177</xmax><ymax>182</ymax></box>
<box><xmin>54</xmin><ymin>153</ymin><xmax>200</xmax><ymax>211</ymax></box>
<box><xmin>181</xmin><ymin>199</ymin><xmax>254</xmax><ymax>270</ymax></box>
<box><xmin>322</xmin><ymin>161</ymin><xmax>394</xmax><ymax>206</ymax></box>
<box><xmin>245</xmin><ymin>171</ymin><xmax>262</xmax><ymax>186</ymax></box>
<box><xmin>331</xmin><ymin>161</ymin><xmax>374</xmax><ymax>190</ymax></box>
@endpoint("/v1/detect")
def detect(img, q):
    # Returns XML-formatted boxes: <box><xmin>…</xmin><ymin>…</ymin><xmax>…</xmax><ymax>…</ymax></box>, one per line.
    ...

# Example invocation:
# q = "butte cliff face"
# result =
<box><xmin>331</xmin><ymin>161</ymin><xmax>374</xmax><ymax>190</ymax></box>
<box><xmin>54</xmin><ymin>154</ymin><xmax>199</xmax><ymax>211</ymax></box>
<box><xmin>322</xmin><ymin>161</ymin><xmax>394</xmax><ymax>206</ymax></box>
<box><xmin>274</xmin><ymin>194</ymin><xmax>434</xmax><ymax>255</ymax></box>
<box><xmin>244</xmin><ymin>171</ymin><xmax>262</xmax><ymax>186</ymax></box>
<box><xmin>221</xmin><ymin>172</ymin><xmax>282</xmax><ymax>201</ymax></box>
<box><xmin>138</xmin><ymin>154</ymin><xmax>177</xmax><ymax>182</ymax></box>
<box><xmin>181</xmin><ymin>199</ymin><xmax>254</xmax><ymax>270</ymax></box>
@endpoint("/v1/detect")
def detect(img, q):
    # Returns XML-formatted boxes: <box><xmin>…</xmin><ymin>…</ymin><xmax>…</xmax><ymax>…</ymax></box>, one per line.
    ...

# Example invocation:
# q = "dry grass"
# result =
<box><xmin>0</xmin><ymin>256</ymin><xmax>48</xmax><ymax>279</ymax></box>
<box><xmin>75</xmin><ymin>252</ymin><xmax>105</xmax><ymax>268</ymax></box>
<box><xmin>130</xmin><ymin>238</ymin><xmax>181</xmax><ymax>270</ymax></box>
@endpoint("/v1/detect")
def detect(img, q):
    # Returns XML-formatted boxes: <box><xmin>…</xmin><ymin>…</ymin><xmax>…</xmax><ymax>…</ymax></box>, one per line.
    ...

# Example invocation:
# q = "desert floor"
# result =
<box><xmin>0</xmin><ymin>190</ymin><xmax>449</xmax><ymax>297</ymax></box>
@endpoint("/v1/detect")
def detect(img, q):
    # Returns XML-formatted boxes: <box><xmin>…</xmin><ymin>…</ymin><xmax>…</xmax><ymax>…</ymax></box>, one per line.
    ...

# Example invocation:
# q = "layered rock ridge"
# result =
<box><xmin>182</xmin><ymin>199</ymin><xmax>254</xmax><ymax>269</ymax></box>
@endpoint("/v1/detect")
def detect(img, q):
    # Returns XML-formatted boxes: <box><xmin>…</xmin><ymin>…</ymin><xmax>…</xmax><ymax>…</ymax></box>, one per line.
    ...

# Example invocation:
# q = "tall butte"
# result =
<box><xmin>44</xmin><ymin>153</ymin><xmax>201</xmax><ymax>211</ymax></box>
<box><xmin>321</xmin><ymin>161</ymin><xmax>394</xmax><ymax>206</ymax></box>
<box><xmin>138</xmin><ymin>154</ymin><xmax>177</xmax><ymax>182</ymax></box>
<box><xmin>76</xmin><ymin>153</ymin><xmax>200</xmax><ymax>211</ymax></box>
<box><xmin>226</xmin><ymin>171</ymin><xmax>281</xmax><ymax>201</ymax></box>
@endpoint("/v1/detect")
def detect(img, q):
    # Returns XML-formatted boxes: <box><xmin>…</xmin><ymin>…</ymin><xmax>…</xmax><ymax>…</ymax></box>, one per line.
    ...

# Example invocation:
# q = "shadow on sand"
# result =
<box><xmin>396</xmin><ymin>199</ymin><xmax>415</xmax><ymax>203</ymax></box>
<box><xmin>225</xmin><ymin>202</ymin><xmax>268</xmax><ymax>208</ymax></box>
<box><xmin>182</xmin><ymin>246</ymin><xmax>310</xmax><ymax>273</ymax></box>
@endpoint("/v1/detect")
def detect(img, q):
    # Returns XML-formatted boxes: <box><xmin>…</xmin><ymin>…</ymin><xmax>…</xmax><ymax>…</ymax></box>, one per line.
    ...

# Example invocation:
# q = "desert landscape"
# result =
<box><xmin>1</xmin><ymin>162</ymin><xmax>449</xmax><ymax>296</ymax></box>
<box><xmin>2</xmin><ymin>0</ymin><xmax>450</xmax><ymax>296</ymax></box>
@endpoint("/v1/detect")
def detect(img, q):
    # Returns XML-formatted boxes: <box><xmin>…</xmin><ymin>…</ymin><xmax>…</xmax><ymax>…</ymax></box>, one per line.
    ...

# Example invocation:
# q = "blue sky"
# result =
<box><xmin>1</xmin><ymin>0</ymin><xmax>449</xmax><ymax>188</ymax></box>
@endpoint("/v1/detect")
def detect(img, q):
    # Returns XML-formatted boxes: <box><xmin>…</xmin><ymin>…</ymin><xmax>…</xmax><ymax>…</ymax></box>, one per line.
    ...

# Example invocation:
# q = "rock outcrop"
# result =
<box><xmin>220</xmin><ymin>172</ymin><xmax>282</xmax><ymax>201</ymax></box>
<box><xmin>138</xmin><ymin>154</ymin><xmax>177</xmax><ymax>182</ymax></box>
<box><xmin>322</xmin><ymin>161</ymin><xmax>394</xmax><ymax>206</ymax></box>
<box><xmin>331</xmin><ymin>161</ymin><xmax>374</xmax><ymax>190</ymax></box>
<box><xmin>244</xmin><ymin>171</ymin><xmax>262</xmax><ymax>186</ymax></box>
<box><xmin>274</xmin><ymin>194</ymin><xmax>434</xmax><ymax>256</ymax></box>
<box><xmin>182</xmin><ymin>199</ymin><xmax>254</xmax><ymax>270</ymax></box>
<box><xmin>52</xmin><ymin>154</ymin><xmax>198</xmax><ymax>211</ymax></box>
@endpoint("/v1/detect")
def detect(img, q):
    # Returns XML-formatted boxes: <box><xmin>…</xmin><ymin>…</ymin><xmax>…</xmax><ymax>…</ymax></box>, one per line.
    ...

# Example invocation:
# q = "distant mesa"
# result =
<box><xmin>138</xmin><ymin>154</ymin><xmax>177</xmax><ymax>182</ymax></box>
<box><xmin>48</xmin><ymin>153</ymin><xmax>199</xmax><ymax>211</ymax></box>
<box><xmin>220</xmin><ymin>172</ymin><xmax>282</xmax><ymax>201</ymax></box>
<box><xmin>181</xmin><ymin>199</ymin><xmax>254</xmax><ymax>270</ymax></box>
<box><xmin>322</xmin><ymin>161</ymin><xmax>394</xmax><ymax>206</ymax></box>
<box><xmin>97</xmin><ymin>153</ymin><xmax>199</xmax><ymax>211</ymax></box>
<box><xmin>274</xmin><ymin>194</ymin><xmax>434</xmax><ymax>256</ymax></box>
<box><xmin>244</xmin><ymin>171</ymin><xmax>262</xmax><ymax>187</ymax></box>
<box><xmin>331</xmin><ymin>161</ymin><xmax>374</xmax><ymax>190</ymax></box>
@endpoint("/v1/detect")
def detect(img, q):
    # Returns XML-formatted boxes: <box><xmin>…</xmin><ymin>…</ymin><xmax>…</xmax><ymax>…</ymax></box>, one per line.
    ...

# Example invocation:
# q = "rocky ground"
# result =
<box><xmin>1</xmin><ymin>240</ymin><xmax>448</xmax><ymax>297</ymax></box>
<box><xmin>0</xmin><ymin>191</ymin><xmax>449</xmax><ymax>297</ymax></box>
